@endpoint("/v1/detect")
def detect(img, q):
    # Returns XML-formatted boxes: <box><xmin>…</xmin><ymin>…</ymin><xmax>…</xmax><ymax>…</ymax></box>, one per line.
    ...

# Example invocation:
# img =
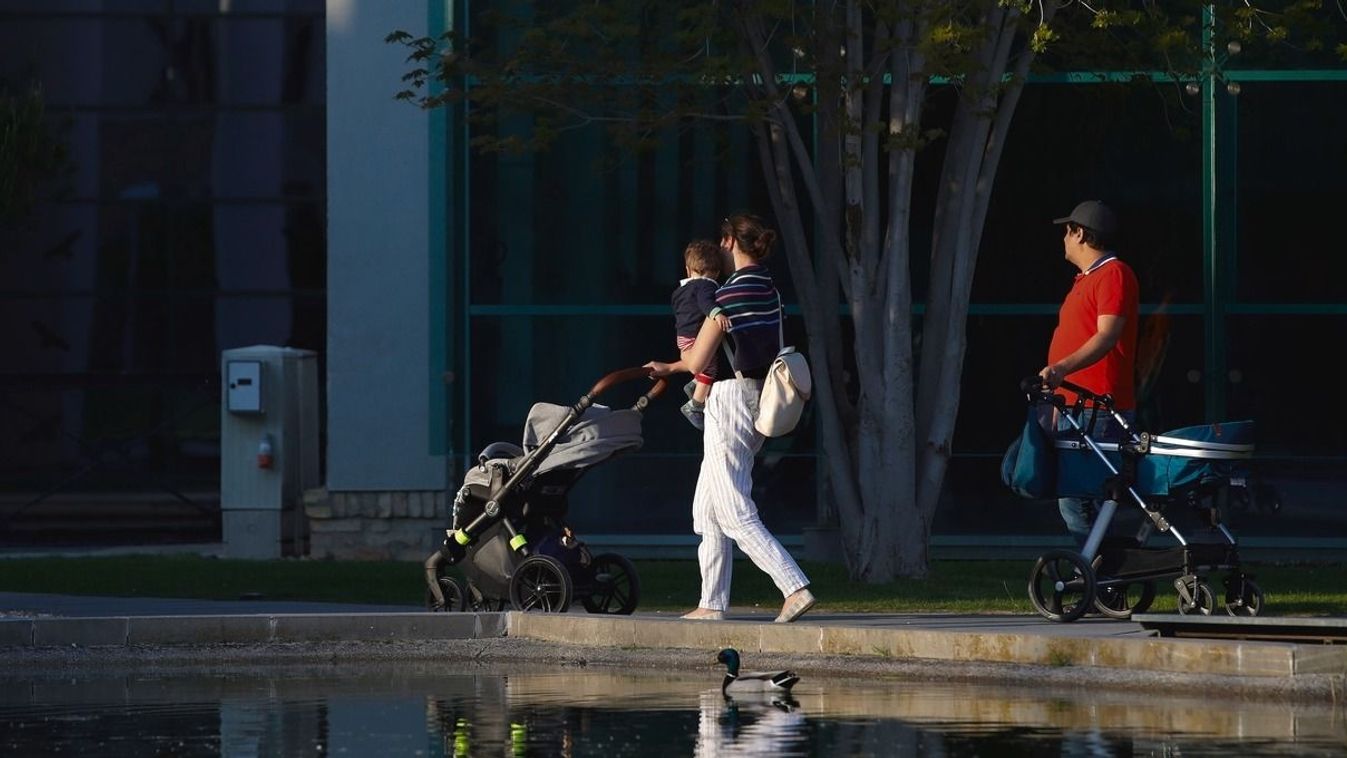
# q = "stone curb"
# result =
<box><xmin>0</xmin><ymin>613</ymin><xmax>507</xmax><ymax>648</ymax></box>
<box><xmin>6</xmin><ymin>610</ymin><xmax>1346</xmax><ymax>682</ymax></box>
<box><xmin>506</xmin><ymin>614</ymin><xmax>1347</xmax><ymax>679</ymax></box>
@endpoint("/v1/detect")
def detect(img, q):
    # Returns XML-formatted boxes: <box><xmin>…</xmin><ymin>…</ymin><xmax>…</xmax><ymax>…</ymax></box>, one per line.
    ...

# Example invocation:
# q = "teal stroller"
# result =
<box><xmin>1016</xmin><ymin>378</ymin><xmax>1267</xmax><ymax>623</ymax></box>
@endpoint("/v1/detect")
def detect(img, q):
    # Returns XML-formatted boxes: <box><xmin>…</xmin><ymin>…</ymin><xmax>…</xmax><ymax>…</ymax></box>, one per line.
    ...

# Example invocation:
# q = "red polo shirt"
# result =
<box><xmin>1048</xmin><ymin>257</ymin><xmax>1139</xmax><ymax>410</ymax></box>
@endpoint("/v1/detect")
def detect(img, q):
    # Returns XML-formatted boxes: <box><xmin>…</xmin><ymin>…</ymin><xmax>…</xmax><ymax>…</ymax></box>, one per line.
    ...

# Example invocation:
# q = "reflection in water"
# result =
<box><xmin>0</xmin><ymin>662</ymin><xmax>1344</xmax><ymax>756</ymax></box>
<box><xmin>696</xmin><ymin>689</ymin><xmax>807</xmax><ymax>756</ymax></box>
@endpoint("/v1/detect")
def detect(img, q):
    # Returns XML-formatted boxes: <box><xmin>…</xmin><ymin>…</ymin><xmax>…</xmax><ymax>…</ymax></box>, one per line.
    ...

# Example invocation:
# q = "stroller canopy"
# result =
<box><xmin>522</xmin><ymin>402</ymin><xmax>644</xmax><ymax>476</ymax></box>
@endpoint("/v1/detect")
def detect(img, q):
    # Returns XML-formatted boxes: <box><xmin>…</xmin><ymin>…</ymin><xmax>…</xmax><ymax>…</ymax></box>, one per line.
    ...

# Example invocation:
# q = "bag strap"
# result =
<box><xmin>775</xmin><ymin>288</ymin><xmax>785</xmax><ymax>351</ymax></box>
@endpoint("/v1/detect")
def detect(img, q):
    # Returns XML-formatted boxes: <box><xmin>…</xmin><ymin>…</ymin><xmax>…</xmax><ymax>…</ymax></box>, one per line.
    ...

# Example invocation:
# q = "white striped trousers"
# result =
<box><xmin>692</xmin><ymin>378</ymin><xmax>808</xmax><ymax>611</ymax></box>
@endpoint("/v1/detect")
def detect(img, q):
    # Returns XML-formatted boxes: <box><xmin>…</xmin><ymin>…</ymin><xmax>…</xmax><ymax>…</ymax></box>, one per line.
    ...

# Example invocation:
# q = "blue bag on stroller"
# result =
<box><xmin>1001</xmin><ymin>405</ymin><xmax>1057</xmax><ymax>499</ymax></box>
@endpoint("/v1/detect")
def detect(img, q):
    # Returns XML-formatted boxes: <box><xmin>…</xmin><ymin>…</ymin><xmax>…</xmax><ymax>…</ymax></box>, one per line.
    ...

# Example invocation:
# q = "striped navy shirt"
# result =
<box><xmin>709</xmin><ymin>264</ymin><xmax>781</xmax><ymax>373</ymax></box>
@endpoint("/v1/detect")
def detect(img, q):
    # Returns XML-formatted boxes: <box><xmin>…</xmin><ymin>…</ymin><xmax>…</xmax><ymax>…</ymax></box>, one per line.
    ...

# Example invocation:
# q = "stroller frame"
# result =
<box><xmin>422</xmin><ymin>367</ymin><xmax>667</xmax><ymax>614</ymax></box>
<box><xmin>1023</xmin><ymin>377</ymin><xmax>1265</xmax><ymax>623</ymax></box>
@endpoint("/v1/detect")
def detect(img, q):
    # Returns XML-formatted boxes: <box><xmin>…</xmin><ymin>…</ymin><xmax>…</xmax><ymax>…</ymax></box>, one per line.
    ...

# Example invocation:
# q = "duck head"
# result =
<box><xmin>716</xmin><ymin>647</ymin><xmax>740</xmax><ymax>677</ymax></box>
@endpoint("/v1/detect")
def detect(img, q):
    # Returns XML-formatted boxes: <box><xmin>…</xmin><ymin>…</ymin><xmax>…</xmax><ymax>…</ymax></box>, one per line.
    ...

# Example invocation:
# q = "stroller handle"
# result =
<box><xmin>1020</xmin><ymin>375</ymin><xmax>1111</xmax><ymax>407</ymax></box>
<box><xmin>589</xmin><ymin>366</ymin><xmax>668</xmax><ymax>402</ymax></box>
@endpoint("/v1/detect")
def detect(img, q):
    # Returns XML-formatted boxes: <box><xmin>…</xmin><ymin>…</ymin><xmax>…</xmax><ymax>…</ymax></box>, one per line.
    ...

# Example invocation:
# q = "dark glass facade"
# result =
<box><xmin>0</xmin><ymin>2</ymin><xmax>325</xmax><ymax>501</ymax></box>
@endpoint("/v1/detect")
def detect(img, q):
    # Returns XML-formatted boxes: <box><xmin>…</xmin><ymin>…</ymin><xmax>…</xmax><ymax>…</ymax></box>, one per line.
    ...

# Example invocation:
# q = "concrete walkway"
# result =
<box><xmin>1</xmin><ymin>592</ymin><xmax>1343</xmax><ymax>686</ymax></box>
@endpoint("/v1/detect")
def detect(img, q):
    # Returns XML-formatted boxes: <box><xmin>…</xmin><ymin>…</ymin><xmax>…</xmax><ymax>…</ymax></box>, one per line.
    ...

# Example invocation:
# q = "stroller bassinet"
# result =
<box><xmin>423</xmin><ymin>367</ymin><xmax>666</xmax><ymax>614</ymax></box>
<box><xmin>1015</xmin><ymin>378</ymin><xmax>1267</xmax><ymax>623</ymax></box>
<box><xmin>1055</xmin><ymin>419</ymin><xmax>1254</xmax><ymax>499</ymax></box>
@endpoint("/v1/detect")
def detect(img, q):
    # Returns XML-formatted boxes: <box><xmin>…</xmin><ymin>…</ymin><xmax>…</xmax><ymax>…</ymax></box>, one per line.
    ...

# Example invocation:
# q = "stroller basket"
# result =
<box><xmin>1055</xmin><ymin>419</ymin><xmax>1254</xmax><ymax>498</ymax></box>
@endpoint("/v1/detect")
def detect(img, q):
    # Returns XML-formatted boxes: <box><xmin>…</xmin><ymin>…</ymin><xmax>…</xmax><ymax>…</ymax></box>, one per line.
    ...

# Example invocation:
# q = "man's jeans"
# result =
<box><xmin>1056</xmin><ymin>408</ymin><xmax>1136</xmax><ymax>547</ymax></box>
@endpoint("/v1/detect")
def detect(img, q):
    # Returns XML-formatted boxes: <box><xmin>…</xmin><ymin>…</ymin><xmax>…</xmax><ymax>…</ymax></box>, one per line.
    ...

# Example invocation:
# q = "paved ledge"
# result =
<box><xmin>0</xmin><ymin>613</ymin><xmax>507</xmax><ymax>648</ymax></box>
<box><xmin>3</xmin><ymin>598</ymin><xmax>1344</xmax><ymax>685</ymax></box>
<box><xmin>506</xmin><ymin>613</ymin><xmax>1347</xmax><ymax>679</ymax></box>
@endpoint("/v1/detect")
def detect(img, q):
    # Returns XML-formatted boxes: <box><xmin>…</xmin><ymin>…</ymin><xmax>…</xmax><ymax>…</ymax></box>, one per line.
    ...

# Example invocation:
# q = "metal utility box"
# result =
<box><xmin>220</xmin><ymin>346</ymin><xmax>319</xmax><ymax>559</ymax></box>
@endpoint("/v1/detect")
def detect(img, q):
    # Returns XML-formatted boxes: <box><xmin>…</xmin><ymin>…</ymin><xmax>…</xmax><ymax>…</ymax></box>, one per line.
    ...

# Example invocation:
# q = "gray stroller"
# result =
<box><xmin>423</xmin><ymin>367</ymin><xmax>666</xmax><ymax>614</ymax></box>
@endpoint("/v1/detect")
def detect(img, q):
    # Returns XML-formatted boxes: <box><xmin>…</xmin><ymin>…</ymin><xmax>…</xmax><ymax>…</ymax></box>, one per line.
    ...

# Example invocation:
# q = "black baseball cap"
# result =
<box><xmin>1053</xmin><ymin>200</ymin><xmax>1117</xmax><ymax>237</ymax></box>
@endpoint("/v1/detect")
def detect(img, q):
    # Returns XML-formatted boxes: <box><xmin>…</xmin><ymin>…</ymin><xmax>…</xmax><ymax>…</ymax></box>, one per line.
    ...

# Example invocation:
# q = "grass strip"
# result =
<box><xmin>0</xmin><ymin>555</ymin><xmax>1343</xmax><ymax>616</ymax></box>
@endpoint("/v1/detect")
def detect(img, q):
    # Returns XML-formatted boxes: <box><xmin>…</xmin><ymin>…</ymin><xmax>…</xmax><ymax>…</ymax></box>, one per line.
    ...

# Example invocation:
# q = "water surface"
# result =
<box><xmin>2</xmin><ymin>662</ymin><xmax>1343</xmax><ymax>756</ymax></box>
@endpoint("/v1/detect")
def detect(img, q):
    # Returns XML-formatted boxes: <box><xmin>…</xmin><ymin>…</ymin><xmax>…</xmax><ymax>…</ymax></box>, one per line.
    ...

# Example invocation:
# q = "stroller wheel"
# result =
<box><xmin>426</xmin><ymin>576</ymin><xmax>468</xmax><ymax>612</ymax></box>
<box><xmin>1093</xmin><ymin>581</ymin><xmax>1157</xmax><ymax>619</ymax></box>
<box><xmin>1028</xmin><ymin>550</ymin><xmax>1096</xmax><ymax>623</ymax></box>
<box><xmin>1176</xmin><ymin>577</ymin><xmax>1217</xmax><ymax>616</ymax></box>
<box><xmin>581</xmin><ymin>553</ymin><xmax>641</xmax><ymax>615</ymax></box>
<box><xmin>509</xmin><ymin>554</ymin><xmax>573</xmax><ymax>613</ymax></box>
<box><xmin>1224</xmin><ymin>576</ymin><xmax>1264</xmax><ymax>617</ymax></box>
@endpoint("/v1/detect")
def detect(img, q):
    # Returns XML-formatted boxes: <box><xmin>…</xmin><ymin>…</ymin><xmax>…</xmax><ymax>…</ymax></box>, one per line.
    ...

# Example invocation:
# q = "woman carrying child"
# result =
<box><xmin>645</xmin><ymin>213</ymin><xmax>815</xmax><ymax>624</ymax></box>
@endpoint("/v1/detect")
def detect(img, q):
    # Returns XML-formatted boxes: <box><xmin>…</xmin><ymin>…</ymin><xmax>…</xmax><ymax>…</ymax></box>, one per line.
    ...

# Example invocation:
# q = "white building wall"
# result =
<box><xmin>325</xmin><ymin>0</ymin><xmax>445</xmax><ymax>491</ymax></box>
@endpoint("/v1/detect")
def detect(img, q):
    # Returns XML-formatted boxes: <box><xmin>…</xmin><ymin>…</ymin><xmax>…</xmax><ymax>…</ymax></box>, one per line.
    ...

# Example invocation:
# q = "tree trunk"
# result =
<box><xmin>742</xmin><ymin>1</ymin><xmax>1043</xmax><ymax>582</ymax></box>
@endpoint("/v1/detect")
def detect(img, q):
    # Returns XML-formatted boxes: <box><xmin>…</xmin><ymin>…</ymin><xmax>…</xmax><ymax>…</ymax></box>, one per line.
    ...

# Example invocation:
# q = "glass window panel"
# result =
<box><xmin>0</xmin><ymin>376</ymin><xmax>221</xmax><ymax>492</ymax></box>
<box><xmin>0</xmin><ymin>297</ymin><xmax>77</xmax><ymax>373</ymax></box>
<box><xmin>212</xmin><ymin>204</ymin><xmax>293</xmax><ymax>290</ymax></box>
<box><xmin>933</xmin><ymin>457</ymin><xmax>1071</xmax><ymax>536</ymax></box>
<box><xmin>215</xmin><ymin>16</ymin><xmax>323</xmax><ymax>106</ymax></box>
<box><xmin>0</xmin><ymin>292</ymin><xmax>221</xmax><ymax>375</ymax></box>
<box><xmin>467</xmin><ymin>117</ymin><xmax>776</xmax><ymax>306</ymax></box>
<box><xmin>1235</xmin><ymin>81</ymin><xmax>1347</xmax><ymax>303</ymax></box>
<box><xmin>0</xmin><ymin>15</ymin><xmax>320</xmax><ymax>108</ymax></box>
<box><xmin>1226</xmin><ymin>315</ymin><xmax>1347</xmax><ymax>456</ymax></box>
<box><xmin>97</xmin><ymin>114</ymin><xmax>214</xmax><ymax>197</ymax></box>
<box><xmin>1227</xmin><ymin>459</ymin><xmax>1347</xmax><ymax>540</ymax></box>
<box><xmin>89</xmin><ymin>200</ymin><xmax>215</xmax><ymax>293</ymax></box>
<box><xmin>0</xmin><ymin>18</ymin><xmax>152</xmax><ymax>106</ymax></box>
<box><xmin>0</xmin><ymin>17</ymin><xmax>228</xmax><ymax>107</ymax></box>
<box><xmin>217</xmin><ymin>292</ymin><xmax>323</xmax><ymax>357</ymax></box>
<box><xmin>89</xmin><ymin>112</ymin><xmax>321</xmax><ymax>200</ymax></box>
<box><xmin>0</xmin><ymin>204</ymin><xmax>99</xmax><ymax>291</ymax></box>
<box><xmin>208</xmin><ymin>111</ymin><xmax>289</xmax><ymax>196</ymax></box>
<box><xmin>978</xmin><ymin>83</ymin><xmax>1204</xmax><ymax>305</ymax></box>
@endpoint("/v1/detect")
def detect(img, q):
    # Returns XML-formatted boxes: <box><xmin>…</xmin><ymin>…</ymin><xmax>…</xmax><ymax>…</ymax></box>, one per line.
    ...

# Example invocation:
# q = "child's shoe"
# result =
<box><xmin>683</xmin><ymin>379</ymin><xmax>698</xmax><ymax>400</ymax></box>
<box><xmin>680</xmin><ymin>400</ymin><xmax>705</xmax><ymax>431</ymax></box>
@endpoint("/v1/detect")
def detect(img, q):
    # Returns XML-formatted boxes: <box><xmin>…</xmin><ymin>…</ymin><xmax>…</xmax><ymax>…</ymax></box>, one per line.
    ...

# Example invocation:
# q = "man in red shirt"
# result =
<box><xmin>1039</xmin><ymin>200</ymin><xmax>1139</xmax><ymax>546</ymax></box>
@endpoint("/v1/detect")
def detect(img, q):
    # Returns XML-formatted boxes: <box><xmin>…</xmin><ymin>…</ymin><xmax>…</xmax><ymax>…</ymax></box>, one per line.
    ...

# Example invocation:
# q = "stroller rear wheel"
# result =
<box><xmin>1093</xmin><ymin>581</ymin><xmax>1157</xmax><ymax>619</ymax></box>
<box><xmin>1028</xmin><ymin>550</ymin><xmax>1096</xmax><ymax>623</ymax></box>
<box><xmin>509</xmin><ymin>554</ymin><xmax>573</xmax><ymax>613</ymax></box>
<box><xmin>426</xmin><ymin>575</ymin><xmax>468</xmax><ymax>612</ymax></box>
<box><xmin>1224</xmin><ymin>576</ymin><xmax>1264</xmax><ymax>616</ymax></box>
<box><xmin>581</xmin><ymin>553</ymin><xmax>641</xmax><ymax>615</ymax></box>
